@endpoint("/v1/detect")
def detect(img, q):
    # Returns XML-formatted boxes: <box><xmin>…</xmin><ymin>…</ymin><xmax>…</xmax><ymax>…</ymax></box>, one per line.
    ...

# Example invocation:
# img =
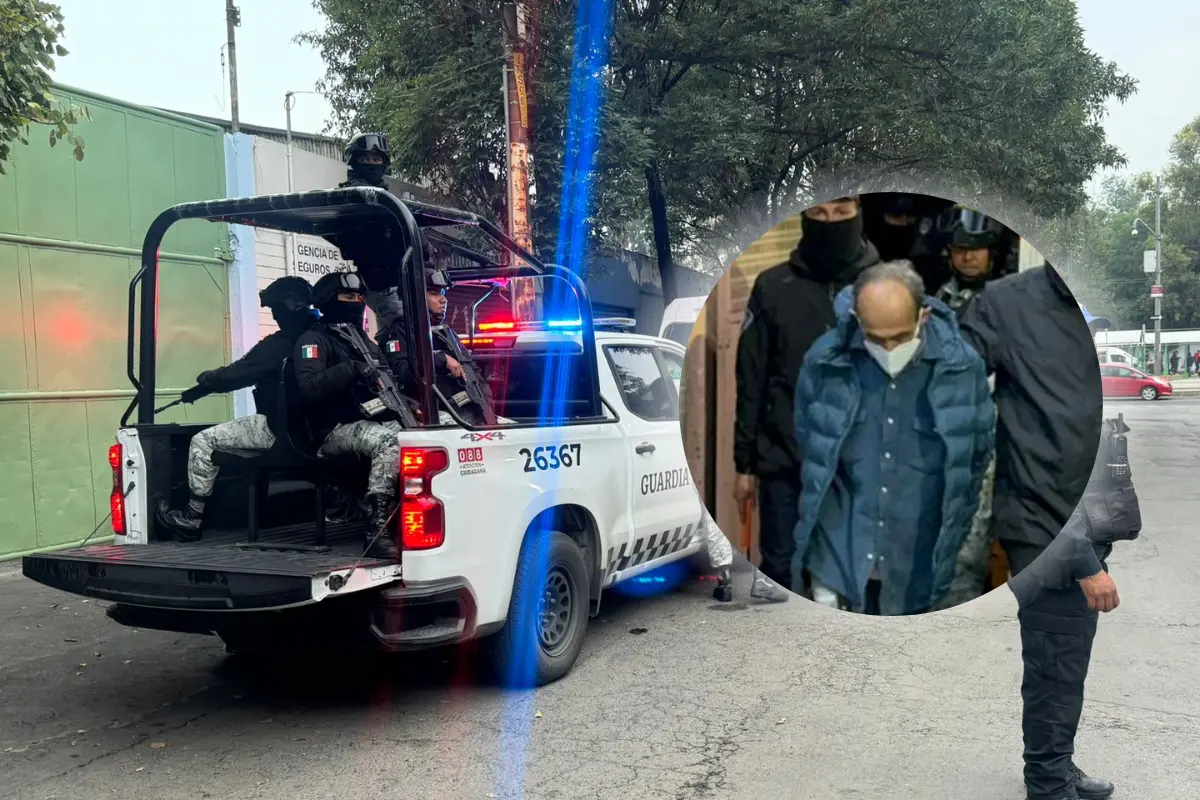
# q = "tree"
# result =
<box><xmin>0</xmin><ymin>0</ymin><xmax>88</xmax><ymax>174</ymax></box>
<box><xmin>307</xmin><ymin>0</ymin><xmax>1133</xmax><ymax>304</ymax></box>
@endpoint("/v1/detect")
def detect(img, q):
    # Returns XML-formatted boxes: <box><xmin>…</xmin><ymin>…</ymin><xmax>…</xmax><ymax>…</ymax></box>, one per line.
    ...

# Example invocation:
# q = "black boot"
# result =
<box><xmin>155</xmin><ymin>497</ymin><xmax>204</xmax><ymax>542</ymax></box>
<box><xmin>712</xmin><ymin>568</ymin><xmax>733</xmax><ymax>602</ymax></box>
<box><xmin>1069</xmin><ymin>764</ymin><xmax>1114</xmax><ymax>800</ymax></box>
<box><xmin>363</xmin><ymin>493</ymin><xmax>399</xmax><ymax>560</ymax></box>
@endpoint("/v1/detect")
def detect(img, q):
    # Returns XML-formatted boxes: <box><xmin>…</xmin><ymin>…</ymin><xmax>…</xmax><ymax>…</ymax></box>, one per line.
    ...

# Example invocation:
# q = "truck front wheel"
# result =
<box><xmin>484</xmin><ymin>530</ymin><xmax>590</xmax><ymax>688</ymax></box>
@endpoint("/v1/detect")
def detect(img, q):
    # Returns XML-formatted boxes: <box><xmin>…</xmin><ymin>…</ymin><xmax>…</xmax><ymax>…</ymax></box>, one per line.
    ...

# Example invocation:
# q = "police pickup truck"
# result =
<box><xmin>22</xmin><ymin>189</ymin><xmax>711</xmax><ymax>687</ymax></box>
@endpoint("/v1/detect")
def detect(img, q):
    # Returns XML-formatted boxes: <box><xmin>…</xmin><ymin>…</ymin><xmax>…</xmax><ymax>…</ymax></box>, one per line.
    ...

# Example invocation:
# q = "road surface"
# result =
<box><xmin>2</xmin><ymin>398</ymin><xmax>1195</xmax><ymax>799</ymax></box>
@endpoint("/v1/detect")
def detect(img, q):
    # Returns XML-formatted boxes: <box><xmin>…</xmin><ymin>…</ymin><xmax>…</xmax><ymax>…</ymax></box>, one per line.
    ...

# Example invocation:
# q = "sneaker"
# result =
<box><xmin>750</xmin><ymin>570</ymin><xmax>790</xmax><ymax>603</ymax></box>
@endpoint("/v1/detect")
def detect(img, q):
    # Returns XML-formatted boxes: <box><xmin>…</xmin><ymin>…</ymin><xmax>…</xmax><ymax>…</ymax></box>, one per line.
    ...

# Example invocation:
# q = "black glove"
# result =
<box><xmin>1007</xmin><ymin>505</ymin><xmax>1104</xmax><ymax>608</ymax></box>
<box><xmin>195</xmin><ymin>370</ymin><xmax>218</xmax><ymax>387</ymax></box>
<box><xmin>354</xmin><ymin>361</ymin><xmax>376</xmax><ymax>384</ymax></box>
<box><xmin>180</xmin><ymin>385</ymin><xmax>208</xmax><ymax>404</ymax></box>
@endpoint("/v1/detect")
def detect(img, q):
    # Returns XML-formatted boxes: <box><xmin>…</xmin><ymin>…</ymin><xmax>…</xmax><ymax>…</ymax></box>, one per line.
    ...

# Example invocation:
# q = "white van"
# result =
<box><xmin>659</xmin><ymin>296</ymin><xmax>708</xmax><ymax>348</ymax></box>
<box><xmin>1097</xmin><ymin>346</ymin><xmax>1136</xmax><ymax>366</ymax></box>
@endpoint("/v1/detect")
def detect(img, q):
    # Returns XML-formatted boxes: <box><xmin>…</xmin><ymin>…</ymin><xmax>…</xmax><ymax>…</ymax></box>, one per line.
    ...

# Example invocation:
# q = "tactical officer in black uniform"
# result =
<box><xmin>324</xmin><ymin>132</ymin><xmax>407</xmax><ymax>333</ymax></box>
<box><xmin>155</xmin><ymin>277</ymin><xmax>318</xmax><ymax>539</ymax></box>
<box><xmin>734</xmin><ymin>196</ymin><xmax>881</xmax><ymax>591</ymax></box>
<box><xmin>378</xmin><ymin>267</ymin><xmax>498</xmax><ymax>426</ymax></box>
<box><xmin>958</xmin><ymin>265</ymin><xmax>1117</xmax><ymax>800</ymax></box>
<box><xmin>293</xmin><ymin>271</ymin><xmax>413</xmax><ymax>560</ymax></box>
<box><xmin>935</xmin><ymin>207</ymin><xmax>1010</xmax><ymax>316</ymax></box>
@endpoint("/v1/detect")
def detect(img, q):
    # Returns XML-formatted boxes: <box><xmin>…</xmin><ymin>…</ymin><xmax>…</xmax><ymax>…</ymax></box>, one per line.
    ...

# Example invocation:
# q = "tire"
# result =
<box><xmin>1140</xmin><ymin>385</ymin><xmax>1159</xmax><ymax>401</ymax></box>
<box><xmin>484</xmin><ymin>530</ymin><xmax>590</xmax><ymax>688</ymax></box>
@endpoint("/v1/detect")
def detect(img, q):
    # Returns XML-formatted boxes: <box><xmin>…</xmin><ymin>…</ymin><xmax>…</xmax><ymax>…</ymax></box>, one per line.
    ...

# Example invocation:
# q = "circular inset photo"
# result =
<box><xmin>679</xmin><ymin>192</ymin><xmax>1109</xmax><ymax>616</ymax></box>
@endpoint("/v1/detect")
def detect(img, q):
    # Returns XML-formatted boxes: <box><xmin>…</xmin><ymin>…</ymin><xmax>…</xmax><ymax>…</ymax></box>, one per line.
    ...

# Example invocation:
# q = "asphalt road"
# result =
<box><xmin>2</xmin><ymin>398</ymin><xmax>1196</xmax><ymax>799</ymax></box>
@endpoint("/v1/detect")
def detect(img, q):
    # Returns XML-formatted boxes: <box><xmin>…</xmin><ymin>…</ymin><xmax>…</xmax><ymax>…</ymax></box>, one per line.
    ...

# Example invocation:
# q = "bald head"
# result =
<box><xmin>853</xmin><ymin>261</ymin><xmax>929</xmax><ymax>350</ymax></box>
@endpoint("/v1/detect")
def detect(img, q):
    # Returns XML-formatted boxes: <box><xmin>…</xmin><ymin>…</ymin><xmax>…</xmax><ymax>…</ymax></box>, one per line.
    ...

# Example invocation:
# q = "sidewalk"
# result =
<box><xmin>1162</xmin><ymin>376</ymin><xmax>1200</xmax><ymax>394</ymax></box>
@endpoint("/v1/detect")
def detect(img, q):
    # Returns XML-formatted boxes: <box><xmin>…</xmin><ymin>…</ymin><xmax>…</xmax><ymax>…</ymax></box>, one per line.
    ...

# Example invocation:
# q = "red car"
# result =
<box><xmin>1100</xmin><ymin>364</ymin><xmax>1173</xmax><ymax>400</ymax></box>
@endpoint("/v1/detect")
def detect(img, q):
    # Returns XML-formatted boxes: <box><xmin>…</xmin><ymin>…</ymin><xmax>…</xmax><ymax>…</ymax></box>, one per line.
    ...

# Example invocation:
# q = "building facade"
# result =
<box><xmin>0</xmin><ymin>85</ymin><xmax>231</xmax><ymax>560</ymax></box>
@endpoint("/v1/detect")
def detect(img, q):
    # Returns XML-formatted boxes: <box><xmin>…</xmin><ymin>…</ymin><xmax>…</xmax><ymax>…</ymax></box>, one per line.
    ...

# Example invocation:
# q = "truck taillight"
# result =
<box><xmin>109</xmin><ymin>443</ymin><xmax>126</xmax><ymax>535</ymax></box>
<box><xmin>398</xmin><ymin>447</ymin><xmax>448</xmax><ymax>550</ymax></box>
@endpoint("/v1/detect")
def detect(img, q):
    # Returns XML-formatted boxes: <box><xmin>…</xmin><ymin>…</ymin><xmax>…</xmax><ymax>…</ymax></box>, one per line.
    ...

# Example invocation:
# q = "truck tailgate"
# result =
<box><xmin>23</xmin><ymin>538</ymin><xmax>401</xmax><ymax>611</ymax></box>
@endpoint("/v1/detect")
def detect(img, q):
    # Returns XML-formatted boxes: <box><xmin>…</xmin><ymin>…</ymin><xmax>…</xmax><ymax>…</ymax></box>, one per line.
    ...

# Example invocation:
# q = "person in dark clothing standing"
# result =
<box><xmin>155</xmin><ymin>277</ymin><xmax>318</xmax><ymax>540</ymax></box>
<box><xmin>734</xmin><ymin>196</ymin><xmax>881</xmax><ymax>591</ymax></box>
<box><xmin>958</xmin><ymin>264</ymin><xmax>1118</xmax><ymax>800</ymax></box>
<box><xmin>868</xmin><ymin>195</ymin><xmax>947</xmax><ymax>295</ymax></box>
<box><xmin>293</xmin><ymin>271</ymin><xmax>412</xmax><ymax>560</ymax></box>
<box><xmin>324</xmin><ymin>132</ymin><xmax>408</xmax><ymax>333</ymax></box>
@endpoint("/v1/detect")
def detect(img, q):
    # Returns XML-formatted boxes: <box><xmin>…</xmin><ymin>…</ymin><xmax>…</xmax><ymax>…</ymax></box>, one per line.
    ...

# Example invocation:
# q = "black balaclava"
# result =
<box><xmin>350</xmin><ymin>158</ymin><xmax>387</xmax><ymax>187</ymax></box>
<box><xmin>798</xmin><ymin>213</ymin><xmax>867</xmax><ymax>281</ymax></box>
<box><xmin>319</xmin><ymin>295</ymin><xmax>367</xmax><ymax>327</ymax></box>
<box><xmin>874</xmin><ymin>221</ymin><xmax>919</xmax><ymax>262</ymax></box>
<box><xmin>272</xmin><ymin>305</ymin><xmax>319</xmax><ymax>333</ymax></box>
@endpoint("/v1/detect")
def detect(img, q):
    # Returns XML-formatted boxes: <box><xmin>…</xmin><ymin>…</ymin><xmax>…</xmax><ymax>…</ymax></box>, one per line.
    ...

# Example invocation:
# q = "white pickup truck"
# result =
<box><xmin>22</xmin><ymin>189</ymin><xmax>711</xmax><ymax>687</ymax></box>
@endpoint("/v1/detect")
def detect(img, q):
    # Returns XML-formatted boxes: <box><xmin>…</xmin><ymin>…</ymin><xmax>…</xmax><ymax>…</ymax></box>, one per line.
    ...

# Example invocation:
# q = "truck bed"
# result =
<box><xmin>22</xmin><ymin>521</ymin><xmax>401</xmax><ymax>612</ymax></box>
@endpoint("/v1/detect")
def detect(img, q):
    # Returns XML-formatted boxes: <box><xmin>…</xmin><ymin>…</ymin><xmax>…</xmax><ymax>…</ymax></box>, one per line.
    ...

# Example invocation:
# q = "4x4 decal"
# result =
<box><xmin>461</xmin><ymin>431</ymin><xmax>506</xmax><ymax>442</ymax></box>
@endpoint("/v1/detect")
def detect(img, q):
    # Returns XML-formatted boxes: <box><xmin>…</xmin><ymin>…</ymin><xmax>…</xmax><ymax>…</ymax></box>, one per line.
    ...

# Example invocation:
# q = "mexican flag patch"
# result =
<box><xmin>385</xmin><ymin>340</ymin><xmax>403</xmax><ymax>353</ymax></box>
<box><xmin>300</xmin><ymin>344</ymin><xmax>319</xmax><ymax>359</ymax></box>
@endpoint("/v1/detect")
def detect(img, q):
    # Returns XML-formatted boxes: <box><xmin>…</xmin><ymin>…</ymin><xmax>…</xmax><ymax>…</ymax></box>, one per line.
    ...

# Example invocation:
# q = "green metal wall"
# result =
<box><xmin>0</xmin><ymin>86</ymin><xmax>233</xmax><ymax>560</ymax></box>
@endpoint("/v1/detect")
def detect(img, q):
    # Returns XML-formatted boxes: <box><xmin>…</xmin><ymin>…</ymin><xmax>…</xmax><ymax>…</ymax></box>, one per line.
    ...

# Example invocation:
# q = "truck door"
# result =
<box><xmin>603</xmin><ymin>342</ymin><xmax>701</xmax><ymax>564</ymax></box>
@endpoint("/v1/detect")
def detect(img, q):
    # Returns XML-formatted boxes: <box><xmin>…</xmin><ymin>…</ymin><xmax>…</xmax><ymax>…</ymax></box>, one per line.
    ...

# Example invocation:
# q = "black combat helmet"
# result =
<box><xmin>311</xmin><ymin>271</ymin><xmax>367</xmax><ymax>311</ymax></box>
<box><xmin>258</xmin><ymin>276</ymin><xmax>313</xmax><ymax>311</ymax></box>
<box><xmin>941</xmin><ymin>205</ymin><xmax>1003</xmax><ymax>249</ymax></box>
<box><xmin>344</xmin><ymin>132</ymin><xmax>390</xmax><ymax>168</ymax></box>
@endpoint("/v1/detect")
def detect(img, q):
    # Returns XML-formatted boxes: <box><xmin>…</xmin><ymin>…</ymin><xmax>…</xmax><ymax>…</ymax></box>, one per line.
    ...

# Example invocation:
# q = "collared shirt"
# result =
<box><xmin>807</xmin><ymin>340</ymin><xmax>945</xmax><ymax>612</ymax></box>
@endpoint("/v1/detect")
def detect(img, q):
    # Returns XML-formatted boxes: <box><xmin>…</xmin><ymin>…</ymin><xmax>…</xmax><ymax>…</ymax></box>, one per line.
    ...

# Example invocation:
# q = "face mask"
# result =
<box><xmin>272</xmin><ymin>307</ymin><xmax>316</xmax><ymax>332</ymax></box>
<box><xmin>800</xmin><ymin>215</ymin><xmax>865</xmax><ymax>279</ymax></box>
<box><xmin>320</xmin><ymin>299</ymin><xmax>366</xmax><ymax>327</ymax></box>
<box><xmin>352</xmin><ymin>162</ymin><xmax>387</xmax><ymax>186</ymax></box>
<box><xmin>873</xmin><ymin>224</ymin><xmax>918</xmax><ymax>261</ymax></box>
<box><xmin>865</xmin><ymin>332</ymin><xmax>922</xmax><ymax>377</ymax></box>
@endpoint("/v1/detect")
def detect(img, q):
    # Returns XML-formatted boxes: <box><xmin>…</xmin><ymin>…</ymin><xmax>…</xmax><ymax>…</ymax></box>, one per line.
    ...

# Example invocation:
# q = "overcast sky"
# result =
<box><xmin>45</xmin><ymin>0</ymin><xmax>1200</xmax><ymax>196</ymax></box>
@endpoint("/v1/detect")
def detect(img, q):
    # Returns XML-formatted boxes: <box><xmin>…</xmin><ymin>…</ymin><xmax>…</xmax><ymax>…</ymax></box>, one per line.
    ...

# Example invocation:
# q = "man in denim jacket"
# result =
<box><xmin>790</xmin><ymin>261</ymin><xmax>995</xmax><ymax>615</ymax></box>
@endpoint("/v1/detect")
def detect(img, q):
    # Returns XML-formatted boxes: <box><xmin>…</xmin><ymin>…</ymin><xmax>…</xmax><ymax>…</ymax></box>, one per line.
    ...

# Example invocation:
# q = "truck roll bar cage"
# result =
<box><xmin>121</xmin><ymin>187</ymin><xmax>601</xmax><ymax>427</ymax></box>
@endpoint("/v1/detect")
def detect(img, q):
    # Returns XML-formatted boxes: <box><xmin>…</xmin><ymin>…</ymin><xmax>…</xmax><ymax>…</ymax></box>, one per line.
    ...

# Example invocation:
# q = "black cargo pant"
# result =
<box><xmin>1004</xmin><ymin>541</ymin><xmax>1102</xmax><ymax>800</ymax></box>
<box><xmin>758</xmin><ymin>473</ymin><xmax>802</xmax><ymax>591</ymax></box>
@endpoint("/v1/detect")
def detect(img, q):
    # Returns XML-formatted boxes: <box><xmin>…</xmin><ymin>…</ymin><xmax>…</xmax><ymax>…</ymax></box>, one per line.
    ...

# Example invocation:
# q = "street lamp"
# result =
<box><xmin>1131</xmin><ymin>174</ymin><xmax>1164</xmax><ymax>374</ymax></box>
<box><xmin>284</xmin><ymin>90</ymin><xmax>319</xmax><ymax>192</ymax></box>
<box><xmin>283</xmin><ymin>90</ymin><xmax>319</xmax><ymax>280</ymax></box>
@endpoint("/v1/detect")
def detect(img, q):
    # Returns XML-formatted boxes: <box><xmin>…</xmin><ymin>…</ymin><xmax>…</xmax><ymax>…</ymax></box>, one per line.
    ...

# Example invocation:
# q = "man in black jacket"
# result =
<box><xmin>293</xmin><ymin>271</ymin><xmax>411</xmax><ymax>560</ymax></box>
<box><xmin>734</xmin><ymin>196</ymin><xmax>881</xmax><ymax>590</ymax></box>
<box><xmin>155</xmin><ymin>276</ymin><xmax>317</xmax><ymax>540</ymax></box>
<box><xmin>958</xmin><ymin>264</ymin><xmax>1118</xmax><ymax>800</ymax></box>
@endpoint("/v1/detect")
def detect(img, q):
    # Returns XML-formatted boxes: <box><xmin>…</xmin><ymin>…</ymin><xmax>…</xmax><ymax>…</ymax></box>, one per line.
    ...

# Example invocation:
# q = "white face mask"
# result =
<box><xmin>865</xmin><ymin>334</ymin><xmax>921</xmax><ymax>377</ymax></box>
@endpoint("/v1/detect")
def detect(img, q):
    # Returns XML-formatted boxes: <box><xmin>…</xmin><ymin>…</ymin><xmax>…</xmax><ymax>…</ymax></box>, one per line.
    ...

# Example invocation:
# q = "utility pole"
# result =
<box><xmin>225</xmin><ymin>0</ymin><xmax>242</xmax><ymax>133</ymax></box>
<box><xmin>1154</xmin><ymin>174</ymin><xmax>1163</xmax><ymax>375</ymax></box>
<box><xmin>1133</xmin><ymin>175</ymin><xmax>1165</xmax><ymax>374</ymax></box>
<box><xmin>502</xmin><ymin>1</ymin><xmax>537</xmax><ymax>321</ymax></box>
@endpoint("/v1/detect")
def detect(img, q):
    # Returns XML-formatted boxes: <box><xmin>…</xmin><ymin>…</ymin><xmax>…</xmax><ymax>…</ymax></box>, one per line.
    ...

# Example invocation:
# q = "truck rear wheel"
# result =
<box><xmin>485</xmin><ymin>530</ymin><xmax>590</xmax><ymax>688</ymax></box>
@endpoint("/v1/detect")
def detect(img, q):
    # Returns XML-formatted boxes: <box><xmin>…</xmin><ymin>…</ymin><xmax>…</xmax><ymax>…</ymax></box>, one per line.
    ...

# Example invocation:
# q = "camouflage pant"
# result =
<box><xmin>187</xmin><ymin>415</ymin><xmax>277</xmax><ymax>498</ymax></box>
<box><xmin>365</xmin><ymin>287</ymin><xmax>404</xmax><ymax>332</ymax></box>
<box><xmin>935</xmin><ymin>452</ymin><xmax>998</xmax><ymax>610</ymax></box>
<box><xmin>697</xmin><ymin>506</ymin><xmax>733</xmax><ymax>569</ymax></box>
<box><xmin>318</xmin><ymin>419</ymin><xmax>402</xmax><ymax>498</ymax></box>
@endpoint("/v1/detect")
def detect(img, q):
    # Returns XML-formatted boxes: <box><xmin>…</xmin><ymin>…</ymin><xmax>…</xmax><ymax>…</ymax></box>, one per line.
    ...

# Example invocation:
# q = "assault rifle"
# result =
<box><xmin>431</xmin><ymin>324</ymin><xmax>498</xmax><ymax>425</ymax></box>
<box><xmin>326</xmin><ymin>322</ymin><xmax>419</xmax><ymax>428</ymax></box>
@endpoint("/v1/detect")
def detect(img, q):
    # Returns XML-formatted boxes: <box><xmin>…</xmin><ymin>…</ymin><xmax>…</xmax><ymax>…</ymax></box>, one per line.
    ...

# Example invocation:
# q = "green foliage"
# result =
<box><xmin>0</xmin><ymin>0</ymin><xmax>89</xmax><ymax>174</ymax></box>
<box><xmin>1050</xmin><ymin>115</ymin><xmax>1200</xmax><ymax>333</ymax></box>
<box><xmin>306</xmin><ymin>0</ymin><xmax>1132</xmax><ymax>301</ymax></box>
